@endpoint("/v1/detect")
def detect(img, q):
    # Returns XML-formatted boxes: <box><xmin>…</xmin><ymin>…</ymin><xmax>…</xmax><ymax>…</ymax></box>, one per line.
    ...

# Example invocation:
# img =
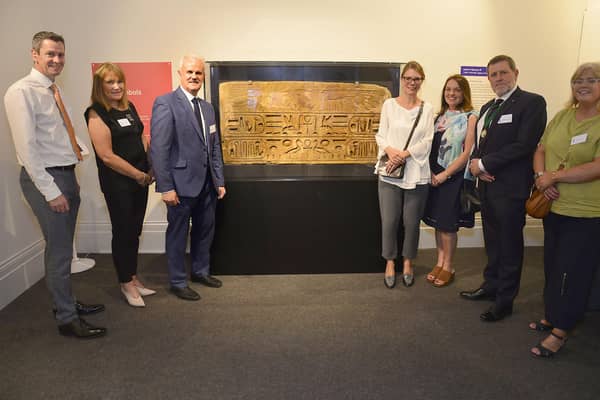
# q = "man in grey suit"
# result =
<box><xmin>150</xmin><ymin>55</ymin><xmax>226</xmax><ymax>301</ymax></box>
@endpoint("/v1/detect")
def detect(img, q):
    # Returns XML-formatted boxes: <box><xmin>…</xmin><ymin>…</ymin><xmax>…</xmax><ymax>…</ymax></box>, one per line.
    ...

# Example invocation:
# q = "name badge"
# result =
<box><xmin>571</xmin><ymin>133</ymin><xmax>588</xmax><ymax>145</ymax></box>
<box><xmin>117</xmin><ymin>118</ymin><xmax>132</xmax><ymax>127</ymax></box>
<box><xmin>498</xmin><ymin>114</ymin><xmax>512</xmax><ymax>124</ymax></box>
<box><xmin>209</xmin><ymin>124</ymin><xmax>217</xmax><ymax>134</ymax></box>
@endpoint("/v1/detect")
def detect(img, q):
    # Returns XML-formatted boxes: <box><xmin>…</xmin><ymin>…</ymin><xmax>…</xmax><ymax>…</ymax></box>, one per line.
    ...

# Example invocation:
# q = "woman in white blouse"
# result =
<box><xmin>375</xmin><ymin>61</ymin><xmax>435</xmax><ymax>288</ymax></box>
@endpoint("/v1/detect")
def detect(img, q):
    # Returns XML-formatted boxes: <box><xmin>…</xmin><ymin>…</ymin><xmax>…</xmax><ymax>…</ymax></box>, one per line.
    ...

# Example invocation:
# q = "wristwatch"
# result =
<box><xmin>533</xmin><ymin>171</ymin><xmax>544</xmax><ymax>179</ymax></box>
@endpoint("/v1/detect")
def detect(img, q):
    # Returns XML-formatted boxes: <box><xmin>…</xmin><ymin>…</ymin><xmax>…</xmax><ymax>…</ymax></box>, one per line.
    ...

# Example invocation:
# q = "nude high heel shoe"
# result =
<box><xmin>121</xmin><ymin>286</ymin><xmax>145</xmax><ymax>307</ymax></box>
<box><xmin>134</xmin><ymin>285</ymin><xmax>157</xmax><ymax>297</ymax></box>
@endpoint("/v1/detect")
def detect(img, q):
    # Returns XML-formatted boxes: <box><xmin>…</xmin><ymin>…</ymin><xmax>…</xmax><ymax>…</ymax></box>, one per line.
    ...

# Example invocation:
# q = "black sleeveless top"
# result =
<box><xmin>84</xmin><ymin>102</ymin><xmax>149</xmax><ymax>193</ymax></box>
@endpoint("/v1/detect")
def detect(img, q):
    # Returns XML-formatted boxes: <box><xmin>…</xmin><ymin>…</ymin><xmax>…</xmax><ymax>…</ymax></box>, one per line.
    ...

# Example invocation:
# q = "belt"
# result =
<box><xmin>46</xmin><ymin>164</ymin><xmax>76</xmax><ymax>171</ymax></box>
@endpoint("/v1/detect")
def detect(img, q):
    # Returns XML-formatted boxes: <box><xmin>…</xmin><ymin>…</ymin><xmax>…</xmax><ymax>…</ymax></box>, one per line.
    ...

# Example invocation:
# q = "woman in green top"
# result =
<box><xmin>530</xmin><ymin>62</ymin><xmax>600</xmax><ymax>358</ymax></box>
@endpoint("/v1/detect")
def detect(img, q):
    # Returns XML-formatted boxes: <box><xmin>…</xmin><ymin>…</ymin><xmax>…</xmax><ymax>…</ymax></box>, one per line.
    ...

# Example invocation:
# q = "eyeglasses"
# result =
<box><xmin>402</xmin><ymin>76</ymin><xmax>423</xmax><ymax>84</ymax></box>
<box><xmin>571</xmin><ymin>78</ymin><xmax>600</xmax><ymax>86</ymax></box>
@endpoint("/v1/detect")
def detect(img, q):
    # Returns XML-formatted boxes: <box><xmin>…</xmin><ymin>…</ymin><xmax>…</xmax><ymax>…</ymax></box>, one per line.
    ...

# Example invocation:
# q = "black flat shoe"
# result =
<box><xmin>402</xmin><ymin>274</ymin><xmax>414</xmax><ymax>287</ymax></box>
<box><xmin>75</xmin><ymin>301</ymin><xmax>105</xmax><ymax>315</ymax></box>
<box><xmin>53</xmin><ymin>301</ymin><xmax>105</xmax><ymax>317</ymax></box>
<box><xmin>384</xmin><ymin>274</ymin><xmax>396</xmax><ymax>289</ymax></box>
<box><xmin>58</xmin><ymin>318</ymin><xmax>106</xmax><ymax>339</ymax></box>
<box><xmin>191</xmin><ymin>274</ymin><xmax>222</xmax><ymax>288</ymax></box>
<box><xmin>459</xmin><ymin>288</ymin><xmax>495</xmax><ymax>301</ymax></box>
<box><xmin>170</xmin><ymin>286</ymin><xmax>201</xmax><ymax>301</ymax></box>
<box><xmin>480</xmin><ymin>305</ymin><xmax>513</xmax><ymax>322</ymax></box>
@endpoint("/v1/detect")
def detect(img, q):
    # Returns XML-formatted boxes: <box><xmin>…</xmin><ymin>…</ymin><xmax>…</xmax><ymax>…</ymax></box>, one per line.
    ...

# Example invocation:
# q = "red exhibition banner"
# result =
<box><xmin>91</xmin><ymin>62</ymin><xmax>173</xmax><ymax>138</ymax></box>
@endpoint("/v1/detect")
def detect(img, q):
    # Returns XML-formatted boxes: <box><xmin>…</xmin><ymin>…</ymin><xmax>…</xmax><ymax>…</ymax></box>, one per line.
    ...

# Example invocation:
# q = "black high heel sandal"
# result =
<box><xmin>529</xmin><ymin>320</ymin><xmax>553</xmax><ymax>332</ymax></box>
<box><xmin>531</xmin><ymin>331</ymin><xmax>568</xmax><ymax>358</ymax></box>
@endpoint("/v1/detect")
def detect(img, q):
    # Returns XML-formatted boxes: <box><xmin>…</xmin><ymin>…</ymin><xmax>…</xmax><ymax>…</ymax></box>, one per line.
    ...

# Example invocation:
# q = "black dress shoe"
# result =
<box><xmin>76</xmin><ymin>301</ymin><xmax>105</xmax><ymax>315</ymax></box>
<box><xmin>191</xmin><ymin>274</ymin><xmax>222</xmax><ymax>288</ymax></box>
<box><xmin>53</xmin><ymin>301</ymin><xmax>105</xmax><ymax>316</ymax></box>
<box><xmin>170</xmin><ymin>286</ymin><xmax>201</xmax><ymax>301</ymax></box>
<box><xmin>459</xmin><ymin>288</ymin><xmax>495</xmax><ymax>301</ymax></box>
<box><xmin>58</xmin><ymin>318</ymin><xmax>107</xmax><ymax>339</ymax></box>
<box><xmin>480</xmin><ymin>306</ymin><xmax>513</xmax><ymax>322</ymax></box>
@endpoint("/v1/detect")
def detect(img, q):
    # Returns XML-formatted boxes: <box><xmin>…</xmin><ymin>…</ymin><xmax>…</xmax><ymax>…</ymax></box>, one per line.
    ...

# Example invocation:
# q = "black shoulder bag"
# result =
<box><xmin>379</xmin><ymin>101</ymin><xmax>424</xmax><ymax>179</ymax></box>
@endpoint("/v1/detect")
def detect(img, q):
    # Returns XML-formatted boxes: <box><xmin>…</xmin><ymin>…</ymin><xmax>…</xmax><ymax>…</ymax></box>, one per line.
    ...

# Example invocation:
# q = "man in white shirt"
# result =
<box><xmin>4</xmin><ymin>31</ymin><xmax>106</xmax><ymax>339</ymax></box>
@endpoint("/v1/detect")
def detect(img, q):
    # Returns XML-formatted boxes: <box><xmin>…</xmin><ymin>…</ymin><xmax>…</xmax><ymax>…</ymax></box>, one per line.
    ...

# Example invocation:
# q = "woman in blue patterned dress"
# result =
<box><xmin>423</xmin><ymin>74</ymin><xmax>478</xmax><ymax>287</ymax></box>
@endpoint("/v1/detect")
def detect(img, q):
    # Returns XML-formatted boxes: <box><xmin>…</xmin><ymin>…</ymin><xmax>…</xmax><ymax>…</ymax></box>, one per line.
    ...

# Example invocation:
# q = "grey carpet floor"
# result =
<box><xmin>1</xmin><ymin>248</ymin><xmax>599</xmax><ymax>400</ymax></box>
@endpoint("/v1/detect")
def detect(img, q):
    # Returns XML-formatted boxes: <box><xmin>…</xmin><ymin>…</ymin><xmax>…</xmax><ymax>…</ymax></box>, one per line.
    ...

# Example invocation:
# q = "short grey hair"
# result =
<box><xmin>178</xmin><ymin>54</ymin><xmax>205</xmax><ymax>69</ymax></box>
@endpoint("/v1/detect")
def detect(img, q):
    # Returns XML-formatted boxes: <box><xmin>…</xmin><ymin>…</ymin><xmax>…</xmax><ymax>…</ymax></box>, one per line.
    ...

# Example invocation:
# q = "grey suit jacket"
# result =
<box><xmin>150</xmin><ymin>87</ymin><xmax>225</xmax><ymax>198</ymax></box>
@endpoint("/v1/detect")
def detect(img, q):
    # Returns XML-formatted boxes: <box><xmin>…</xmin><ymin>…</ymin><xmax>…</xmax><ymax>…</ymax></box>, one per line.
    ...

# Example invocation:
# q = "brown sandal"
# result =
<box><xmin>433</xmin><ymin>269</ymin><xmax>455</xmax><ymax>287</ymax></box>
<box><xmin>426</xmin><ymin>266</ymin><xmax>443</xmax><ymax>283</ymax></box>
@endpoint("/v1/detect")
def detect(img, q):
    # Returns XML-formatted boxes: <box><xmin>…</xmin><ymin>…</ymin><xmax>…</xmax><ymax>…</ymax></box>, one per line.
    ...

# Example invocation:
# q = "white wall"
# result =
<box><xmin>0</xmin><ymin>0</ymin><xmax>592</xmax><ymax>309</ymax></box>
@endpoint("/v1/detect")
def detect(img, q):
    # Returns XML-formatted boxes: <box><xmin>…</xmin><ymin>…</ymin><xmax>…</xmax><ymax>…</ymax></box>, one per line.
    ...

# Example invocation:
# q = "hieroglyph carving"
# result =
<box><xmin>219</xmin><ymin>81</ymin><xmax>391</xmax><ymax>164</ymax></box>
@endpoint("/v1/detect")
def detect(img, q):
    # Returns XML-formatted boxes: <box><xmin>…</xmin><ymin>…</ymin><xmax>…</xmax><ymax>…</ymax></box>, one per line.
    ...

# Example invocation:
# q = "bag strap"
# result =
<box><xmin>402</xmin><ymin>101</ymin><xmax>424</xmax><ymax>151</ymax></box>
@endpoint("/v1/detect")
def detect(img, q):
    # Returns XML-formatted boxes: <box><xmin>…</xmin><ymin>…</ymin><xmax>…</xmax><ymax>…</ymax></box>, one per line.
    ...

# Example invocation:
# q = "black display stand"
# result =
<box><xmin>211</xmin><ymin>165</ymin><xmax>383</xmax><ymax>275</ymax></box>
<box><xmin>207</xmin><ymin>62</ymin><xmax>401</xmax><ymax>274</ymax></box>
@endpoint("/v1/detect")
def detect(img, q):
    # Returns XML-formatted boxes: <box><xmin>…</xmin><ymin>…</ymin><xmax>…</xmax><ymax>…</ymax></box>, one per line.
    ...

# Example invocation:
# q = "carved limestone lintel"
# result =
<box><xmin>219</xmin><ymin>81</ymin><xmax>391</xmax><ymax>164</ymax></box>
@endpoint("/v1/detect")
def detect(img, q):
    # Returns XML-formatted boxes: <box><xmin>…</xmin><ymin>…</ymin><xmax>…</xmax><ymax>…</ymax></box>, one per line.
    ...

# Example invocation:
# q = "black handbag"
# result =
<box><xmin>460</xmin><ymin>179</ymin><xmax>481</xmax><ymax>214</ymax></box>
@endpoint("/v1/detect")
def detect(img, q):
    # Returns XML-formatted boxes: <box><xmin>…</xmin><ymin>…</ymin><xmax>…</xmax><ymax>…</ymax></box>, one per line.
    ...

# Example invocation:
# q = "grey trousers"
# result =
<box><xmin>378</xmin><ymin>180</ymin><xmax>428</xmax><ymax>261</ymax></box>
<box><xmin>20</xmin><ymin>167</ymin><xmax>80</xmax><ymax>324</ymax></box>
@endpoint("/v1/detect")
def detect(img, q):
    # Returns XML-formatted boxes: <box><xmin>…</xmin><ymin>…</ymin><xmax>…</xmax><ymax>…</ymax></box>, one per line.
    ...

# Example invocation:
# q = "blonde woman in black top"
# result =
<box><xmin>85</xmin><ymin>63</ymin><xmax>154</xmax><ymax>307</ymax></box>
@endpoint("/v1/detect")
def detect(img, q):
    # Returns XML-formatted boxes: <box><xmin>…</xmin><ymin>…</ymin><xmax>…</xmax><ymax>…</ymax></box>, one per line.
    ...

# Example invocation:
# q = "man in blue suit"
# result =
<box><xmin>150</xmin><ymin>55</ymin><xmax>226</xmax><ymax>300</ymax></box>
<box><xmin>460</xmin><ymin>55</ymin><xmax>547</xmax><ymax>321</ymax></box>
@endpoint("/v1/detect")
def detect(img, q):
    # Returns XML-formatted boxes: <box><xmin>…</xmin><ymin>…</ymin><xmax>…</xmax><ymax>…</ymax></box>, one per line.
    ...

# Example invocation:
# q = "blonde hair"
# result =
<box><xmin>90</xmin><ymin>62</ymin><xmax>129</xmax><ymax>110</ymax></box>
<box><xmin>567</xmin><ymin>62</ymin><xmax>600</xmax><ymax>110</ymax></box>
<box><xmin>401</xmin><ymin>61</ymin><xmax>425</xmax><ymax>80</ymax></box>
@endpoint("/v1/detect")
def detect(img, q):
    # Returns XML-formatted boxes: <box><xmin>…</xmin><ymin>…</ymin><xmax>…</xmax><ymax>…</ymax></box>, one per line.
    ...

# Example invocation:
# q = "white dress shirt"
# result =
<box><xmin>4</xmin><ymin>68</ymin><xmax>79</xmax><ymax>201</ymax></box>
<box><xmin>180</xmin><ymin>87</ymin><xmax>206</xmax><ymax>141</ymax></box>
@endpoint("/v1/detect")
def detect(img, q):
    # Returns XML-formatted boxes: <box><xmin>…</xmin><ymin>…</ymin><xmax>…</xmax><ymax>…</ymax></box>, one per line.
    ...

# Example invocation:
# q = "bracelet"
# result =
<box><xmin>533</xmin><ymin>171</ymin><xmax>544</xmax><ymax>179</ymax></box>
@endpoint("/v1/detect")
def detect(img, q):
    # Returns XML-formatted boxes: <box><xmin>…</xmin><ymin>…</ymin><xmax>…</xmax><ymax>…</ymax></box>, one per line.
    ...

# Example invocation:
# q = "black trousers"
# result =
<box><xmin>103</xmin><ymin>186</ymin><xmax>149</xmax><ymax>283</ymax></box>
<box><xmin>543</xmin><ymin>212</ymin><xmax>600</xmax><ymax>331</ymax></box>
<box><xmin>480</xmin><ymin>195</ymin><xmax>527</xmax><ymax>309</ymax></box>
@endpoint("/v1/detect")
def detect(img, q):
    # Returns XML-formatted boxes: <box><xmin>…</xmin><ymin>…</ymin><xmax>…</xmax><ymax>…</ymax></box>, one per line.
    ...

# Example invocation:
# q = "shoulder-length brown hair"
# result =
<box><xmin>567</xmin><ymin>62</ymin><xmax>600</xmax><ymax>110</ymax></box>
<box><xmin>438</xmin><ymin>74</ymin><xmax>474</xmax><ymax>116</ymax></box>
<box><xmin>90</xmin><ymin>62</ymin><xmax>129</xmax><ymax>110</ymax></box>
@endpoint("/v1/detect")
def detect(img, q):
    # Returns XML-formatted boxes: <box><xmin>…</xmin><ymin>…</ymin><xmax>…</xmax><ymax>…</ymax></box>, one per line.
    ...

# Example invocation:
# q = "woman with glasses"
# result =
<box><xmin>375</xmin><ymin>61</ymin><xmax>434</xmax><ymax>288</ymax></box>
<box><xmin>422</xmin><ymin>75</ymin><xmax>478</xmax><ymax>287</ymax></box>
<box><xmin>529</xmin><ymin>62</ymin><xmax>600</xmax><ymax>358</ymax></box>
<box><xmin>85</xmin><ymin>63</ymin><xmax>155</xmax><ymax>307</ymax></box>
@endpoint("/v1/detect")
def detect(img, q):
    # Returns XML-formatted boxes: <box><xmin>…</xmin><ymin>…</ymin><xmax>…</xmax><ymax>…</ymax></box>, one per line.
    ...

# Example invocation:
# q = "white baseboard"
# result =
<box><xmin>75</xmin><ymin>217</ymin><xmax>544</xmax><ymax>254</ymax></box>
<box><xmin>0</xmin><ymin>240</ymin><xmax>45</xmax><ymax>311</ymax></box>
<box><xmin>420</xmin><ymin>216</ymin><xmax>543</xmax><ymax>248</ymax></box>
<box><xmin>1</xmin><ymin>218</ymin><xmax>543</xmax><ymax>311</ymax></box>
<box><xmin>75</xmin><ymin>221</ymin><xmax>167</xmax><ymax>254</ymax></box>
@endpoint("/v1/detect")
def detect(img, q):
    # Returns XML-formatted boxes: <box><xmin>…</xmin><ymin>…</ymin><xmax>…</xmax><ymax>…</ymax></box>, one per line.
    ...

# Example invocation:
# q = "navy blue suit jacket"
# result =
<box><xmin>150</xmin><ymin>87</ymin><xmax>225</xmax><ymax>197</ymax></box>
<box><xmin>474</xmin><ymin>87</ymin><xmax>547</xmax><ymax>200</ymax></box>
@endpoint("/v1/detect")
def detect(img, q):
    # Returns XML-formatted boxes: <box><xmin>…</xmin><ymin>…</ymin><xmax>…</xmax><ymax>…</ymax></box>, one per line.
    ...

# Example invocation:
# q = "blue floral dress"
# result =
<box><xmin>422</xmin><ymin>110</ymin><xmax>476</xmax><ymax>232</ymax></box>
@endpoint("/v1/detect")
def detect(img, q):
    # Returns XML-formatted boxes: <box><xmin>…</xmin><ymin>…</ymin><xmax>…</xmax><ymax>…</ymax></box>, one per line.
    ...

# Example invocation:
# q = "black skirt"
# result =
<box><xmin>423</xmin><ymin>131</ymin><xmax>474</xmax><ymax>232</ymax></box>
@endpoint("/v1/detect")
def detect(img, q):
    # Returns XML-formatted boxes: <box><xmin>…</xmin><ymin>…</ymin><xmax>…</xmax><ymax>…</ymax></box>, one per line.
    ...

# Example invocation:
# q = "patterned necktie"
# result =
<box><xmin>50</xmin><ymin>84</ymin><xmax>82</xmax><ymax>161</ymax></box>
<box><xmin>191</xmin><ymin>98</ymin><xmax>205</xmax><ymax>141</ymax></box>
<box><xmin>483</xmin><ymin>98</ymin><xmax>504</xmax><ymax>131</ymax></box>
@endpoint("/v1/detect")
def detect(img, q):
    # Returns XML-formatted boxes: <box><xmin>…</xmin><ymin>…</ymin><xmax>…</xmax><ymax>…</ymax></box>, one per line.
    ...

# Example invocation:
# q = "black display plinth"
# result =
<box><xmin>211</xmin><ymin>165</ymin><xmax>383</xmax><ymax>275</ymax></box>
